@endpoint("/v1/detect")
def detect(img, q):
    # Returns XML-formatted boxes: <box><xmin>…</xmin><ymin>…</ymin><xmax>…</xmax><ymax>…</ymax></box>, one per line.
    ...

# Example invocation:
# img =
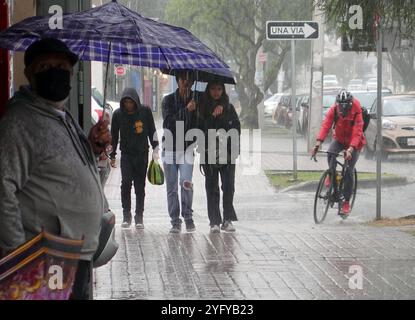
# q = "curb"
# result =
<box><xmin>280</xmin><ymin>176</ymin><xmax>410</xmax><ymax>193</ymax></box>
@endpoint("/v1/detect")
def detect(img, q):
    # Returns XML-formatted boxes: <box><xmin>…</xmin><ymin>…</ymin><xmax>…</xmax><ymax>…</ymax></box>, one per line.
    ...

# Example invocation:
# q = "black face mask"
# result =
<box><xmin>34</xmin><ymin>68</ymin><xmax>71</xmax><ymax>102</ymax></box>
<box><xmin>339</xmin><ymin>102</ymin><xmax>351</xmax><ymax>117</ymax></box>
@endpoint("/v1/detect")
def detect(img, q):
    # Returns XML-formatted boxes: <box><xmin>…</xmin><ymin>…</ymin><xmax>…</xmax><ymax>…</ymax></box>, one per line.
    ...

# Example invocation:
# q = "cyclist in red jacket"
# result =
<box><xmin>311</xmin><ymin>89</ymin><xmax>366</xmax><ymax>216</ymax></box>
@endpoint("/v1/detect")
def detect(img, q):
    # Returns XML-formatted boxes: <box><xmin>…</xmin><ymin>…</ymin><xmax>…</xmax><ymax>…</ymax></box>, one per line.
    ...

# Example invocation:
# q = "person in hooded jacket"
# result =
<box><xmin>311</xmin><ymin>89</ymin><xmax>366</xmax><ymax>217</ymax></box>
<box><xmin>198</xmin><ymin>81</ymin><xmax>241</xmax><ymax>233</ymax></box>
<box><xmin>110</xmin><ymin>88</ymin><xmax>159</xmax><ymax>229</ymax></box>
<box><xmin>0</xmin><ymin>38</ymin><xmax>111</xmax><ymax>300</ymax></box>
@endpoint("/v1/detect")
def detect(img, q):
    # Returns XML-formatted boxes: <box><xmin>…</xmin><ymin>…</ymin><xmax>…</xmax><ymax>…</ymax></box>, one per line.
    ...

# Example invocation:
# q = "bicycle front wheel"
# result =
<box><xmin>314</xmin><ymin>170</ymin><xmax>332</xmax><ymax>224</ymax></box>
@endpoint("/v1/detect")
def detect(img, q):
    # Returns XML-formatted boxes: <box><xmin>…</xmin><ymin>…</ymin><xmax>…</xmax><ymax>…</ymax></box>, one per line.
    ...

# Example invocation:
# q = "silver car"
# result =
<box><xmin>365</xmin><ymin>94</ymin><xmax>415</xmax><ymax>160</ymax></box>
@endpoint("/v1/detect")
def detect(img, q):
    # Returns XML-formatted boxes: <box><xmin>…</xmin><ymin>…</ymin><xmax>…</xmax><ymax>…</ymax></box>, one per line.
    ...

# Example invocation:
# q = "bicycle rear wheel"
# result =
<box><xmin>314</xmin><ymin>170</ymin><xmax>333</xmax><ymax>224</ymax></box>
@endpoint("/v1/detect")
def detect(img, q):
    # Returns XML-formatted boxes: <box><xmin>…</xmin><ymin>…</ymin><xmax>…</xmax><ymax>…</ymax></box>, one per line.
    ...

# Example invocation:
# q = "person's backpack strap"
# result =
<box><xmin>333</xmin><ymin>107</ymin><xmax>338</xmax><ymax>129</ymax></box>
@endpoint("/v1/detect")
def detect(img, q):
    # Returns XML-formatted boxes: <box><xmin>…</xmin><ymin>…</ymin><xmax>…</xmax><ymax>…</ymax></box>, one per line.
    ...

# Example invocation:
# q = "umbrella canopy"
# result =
<box><xmin>0</xmin><ymin>231</ymin><xmax>84</xmax><ymax>300</ymax></box>
<box><xmin>161</xmin><ymin>68</ymin><xmax>236</xmax><ymax>85</ymax></box>
<box><xmin>0</xmin><ymin>0</ymin><xmax>228</xmax><ymax>70</ymax></box>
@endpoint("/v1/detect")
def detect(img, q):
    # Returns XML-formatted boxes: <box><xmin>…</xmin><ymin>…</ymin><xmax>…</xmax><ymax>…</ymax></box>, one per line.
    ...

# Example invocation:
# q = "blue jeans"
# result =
<box><xmin>162</xmin><ymin>151</ymin><xmax>194</xmax><ymax>226</ymax></box>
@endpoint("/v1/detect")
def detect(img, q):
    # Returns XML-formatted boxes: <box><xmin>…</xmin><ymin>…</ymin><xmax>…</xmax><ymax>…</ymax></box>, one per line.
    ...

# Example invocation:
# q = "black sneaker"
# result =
<box><xmin>185</xmin><ymin>220</ymin><xmax>196</xmax><ymax>232</ymax></box>
<box><xmin>135</xmin><ymin>216</ymin><xmax>144</xmax><ymax>229</ymax></box>
<box><xmin>169</xmin><ymin>224</ymin><xmax>181</xmax><ymax>234</ymax></box>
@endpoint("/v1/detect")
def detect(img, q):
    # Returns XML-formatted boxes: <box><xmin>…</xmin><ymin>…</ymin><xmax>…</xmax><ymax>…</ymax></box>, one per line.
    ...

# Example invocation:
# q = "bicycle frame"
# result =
<box><xmin>312</xmin><ymin>150</ymin><xmax>357</xmax><ymax>223</ymax></box>
<box><xmin>327</xmin><ymin>151</ymin><xmax>349</xmax><ymax>207</ymax></box>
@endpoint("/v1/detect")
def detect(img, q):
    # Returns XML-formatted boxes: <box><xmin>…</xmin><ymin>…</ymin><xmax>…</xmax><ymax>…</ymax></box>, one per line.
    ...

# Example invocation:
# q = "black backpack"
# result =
<box><xmin>333</xmin><ymin>106</ymin><xmax>370</xmax><ymax>132</ymax></box>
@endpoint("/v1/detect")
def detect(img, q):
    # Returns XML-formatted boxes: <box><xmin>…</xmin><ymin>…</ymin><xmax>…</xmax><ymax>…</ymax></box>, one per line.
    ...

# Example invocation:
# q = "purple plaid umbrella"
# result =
<box><xmin>0</xmin><ymin>0</ymin><xmax>232</xmax><ymax>105</ymax></box>
<box><xmin>161</xmin><ymin>68</ymin><xmax>236</xmax><ymax>85</ymax></box>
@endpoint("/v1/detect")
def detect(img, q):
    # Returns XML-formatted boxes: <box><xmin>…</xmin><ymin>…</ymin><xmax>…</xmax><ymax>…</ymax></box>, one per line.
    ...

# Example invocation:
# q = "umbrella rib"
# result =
<box><xmin>159</xmin><ymin>47</ymin><xmax>172</xmax><ymax>70</ymax></box>
<box><xmin>115</xmin><ymin>2</ymin><xmax>142</xmax><ymax>43</ymax></box>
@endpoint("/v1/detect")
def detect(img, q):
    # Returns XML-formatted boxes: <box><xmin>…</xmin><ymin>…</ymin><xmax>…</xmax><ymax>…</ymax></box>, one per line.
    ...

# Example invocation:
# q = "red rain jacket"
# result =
<box><xmin>317</xmin><ymin>98</ymin><xmax>366</xmax><ymax>150</ymax></box>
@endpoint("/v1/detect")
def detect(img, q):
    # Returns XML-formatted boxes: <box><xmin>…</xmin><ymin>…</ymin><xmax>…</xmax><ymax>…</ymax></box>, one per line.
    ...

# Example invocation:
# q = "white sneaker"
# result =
<box><xmin>135</xmin><ymin>223</ymin><xmax>144</xmax><ymax>230</ymax></box>
<box><xmin>121</xmin><ymin>221</ymin><xmax>131</xmax><ymax>228</ymax></box>
<box><xmin>221</xmin><ymin>221</ymin><xmax>235</xmax><ymax>232</ymax></box>
<box><xmin>210</xmin><ymin>225</ymin><xmax>220</xmax><ymax>233</ymax></box>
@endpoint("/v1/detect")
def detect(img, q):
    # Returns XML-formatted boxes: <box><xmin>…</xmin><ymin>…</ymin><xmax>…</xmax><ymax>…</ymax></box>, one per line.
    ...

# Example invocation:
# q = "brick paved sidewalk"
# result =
<box><xmin>94</xmin><ymin>127</ymin><xmax>415</xmax><ymax>300</ymax></box>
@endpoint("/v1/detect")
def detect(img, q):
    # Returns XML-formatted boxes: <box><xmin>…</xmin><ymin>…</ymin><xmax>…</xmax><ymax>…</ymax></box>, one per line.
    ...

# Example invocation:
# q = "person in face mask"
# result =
<box><xmin>311</xmin><ymin>89</ymin><xmax>366</xmax><ymax>217</ymax></box>
<box><xmin>0</xmin><ymin>38</ymin><xmax>111</xmax><ymax>300</ymax></box>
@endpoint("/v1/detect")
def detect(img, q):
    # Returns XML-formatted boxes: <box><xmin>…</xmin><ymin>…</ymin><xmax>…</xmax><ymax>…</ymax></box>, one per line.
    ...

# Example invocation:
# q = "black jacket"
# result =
<box><xmin>198</xmin><ymin>102</ymin><xmax>241</xmax><ymax>164</ymax></box>
<box><xmin>110</xmin><ymin>88</ymin><xmax>158</xmax><ymax>159</ymax></box>
<box><xmin>161</xmin><ymin>89</ymin><xmax>202</xmax><ymax>152</ymax></box>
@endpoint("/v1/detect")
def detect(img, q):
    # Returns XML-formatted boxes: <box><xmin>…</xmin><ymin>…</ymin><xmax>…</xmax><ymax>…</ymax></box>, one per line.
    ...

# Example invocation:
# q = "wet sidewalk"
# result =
<box><xmin>94</xmin><ymin>126</ymin><xmax>415</xmax><ymax>300</ymax></box>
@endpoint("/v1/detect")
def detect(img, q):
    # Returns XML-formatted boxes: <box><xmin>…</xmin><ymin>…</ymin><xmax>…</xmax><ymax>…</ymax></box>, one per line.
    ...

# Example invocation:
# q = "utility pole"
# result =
<box><xmin>307</xmin><ymin>7</ymin><xmax>325</xmax><ymax>152</ymax></box>
<box><xmin>376</xmin><ymin>15</ymin><xmax>383</xmax><ymax>221</ymax></box>
<box><xmin>291</xmin><ymin>40</ymin><xmax>298</xmax><ymax>180</ymax></box>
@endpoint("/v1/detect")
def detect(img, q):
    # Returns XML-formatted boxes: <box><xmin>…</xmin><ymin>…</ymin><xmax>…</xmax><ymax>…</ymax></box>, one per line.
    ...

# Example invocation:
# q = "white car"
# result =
<box><xmin>348</xmin><ymin>79</ymin><xmax>364</xmax><ymax>91</ymax></box>
<box><xmin>323</xmin><ymin>74</ymin><xmax>338</xmax><ymax>83</ymax></box>
<box><xmin>323</xmin><ymin>75</ymin><xmax>340</xmax><ymax>90</ymax></box>
<box><xmin>91</xmin><ymin>86</ymin><xmax>120</xmax><ymax>124</ymax></box>
<box><xmin>366</xmin><ymin>78</ymin><xmax>378</xmax><ymax>91</ymax></box>
<box><xmin>264</xmin><ymin>93</ymin><xmax>283</xmax><ymax>118</ymax></box>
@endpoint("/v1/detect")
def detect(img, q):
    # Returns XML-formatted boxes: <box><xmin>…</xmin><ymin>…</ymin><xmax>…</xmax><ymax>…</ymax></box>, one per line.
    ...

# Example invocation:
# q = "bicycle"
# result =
<box><xmin>311</xmin><ymin>151</ymin><xmax>358</xmax><ymax>224</ymax></box>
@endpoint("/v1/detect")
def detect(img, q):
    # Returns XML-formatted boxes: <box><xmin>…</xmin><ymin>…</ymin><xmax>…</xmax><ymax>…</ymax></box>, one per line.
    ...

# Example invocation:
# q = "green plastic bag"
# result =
<box><xmin>147</xmin><ymin>160</ymin><xmax>164</xmax><ymax>185</ymax></box>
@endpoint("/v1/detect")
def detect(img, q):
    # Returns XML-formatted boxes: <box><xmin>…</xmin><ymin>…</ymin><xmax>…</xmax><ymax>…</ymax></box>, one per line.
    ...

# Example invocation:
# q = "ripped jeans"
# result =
<box><xmin>162</xmin><ymin>151</ymin><xmax>194</xmax><ymax>226</ymax></box>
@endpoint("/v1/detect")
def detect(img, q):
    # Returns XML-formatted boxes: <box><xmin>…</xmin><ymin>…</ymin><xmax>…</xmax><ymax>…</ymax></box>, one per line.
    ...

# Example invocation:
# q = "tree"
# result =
<box><xmin>387</xmin><ymin>40</ymin><xmax>415</xmax><ymax>92</ymax></box>
<box><xmin>165</xmin><ymin>0</ymin><xmax>312</xmax><ymax>129</ymax></box>
<box><xmin>316</xmin><ymin>0</ymin><xmax>415</xmax><ymax>91</ymax></box>
<box><xmin>104</xmin><ymin>0</ymin><xmax>169</xmax><ymax>20</ymax></box>
<box><xmin>315</xmin><ymin>0</ymin><xmax>415</xmax><ymax>39</ymax></box>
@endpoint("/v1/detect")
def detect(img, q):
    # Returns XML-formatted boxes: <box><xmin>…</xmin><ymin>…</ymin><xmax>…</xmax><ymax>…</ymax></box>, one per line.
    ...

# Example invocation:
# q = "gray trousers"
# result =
<box><xmin>327</xmin><ymin>140</ymin><xmax>359</xmax><ymax>202</ymax></box>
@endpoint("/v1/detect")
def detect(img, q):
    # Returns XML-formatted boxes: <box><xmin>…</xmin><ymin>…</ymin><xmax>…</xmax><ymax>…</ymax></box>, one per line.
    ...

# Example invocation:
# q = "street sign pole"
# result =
<box><xmin>266</xmin><ymin>21</ymin><xmax>319</xmax><ymax>181</ymax></box>
<box><xmin>376</xmin><ymin>19</ymin><xmax>383</xmax><ymax>221</ymax></box>
<box><xmin>292</xmin><ymin>40</ymin><xmax>298</xmax><ymax>181</ymax></box>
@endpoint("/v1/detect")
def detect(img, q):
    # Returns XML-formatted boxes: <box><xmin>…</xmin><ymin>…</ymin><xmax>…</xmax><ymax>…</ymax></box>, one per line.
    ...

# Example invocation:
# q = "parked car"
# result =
<box><xmin>351</xmin><ymin>89</ymin><xmax>393</xmax><ymax>111</ymax></box>
<box><xmin>322</xmin><ymin>90</ymin><xmax>339</xmax><ymax>119</ymax></box>
<box><xmin>323</xmin><ymin>75</ymin><xmax>340</xmax><ymax>91</ymax></box>
<box><xmin>285</xmin><ymin>93</ymin><xmax>309</xmax><ymax>134</ymax></box>
<box><xmin>91</xmin><ymin>86</ymin><xmax>120</xmax><ymax>124</ymax></box>
<box><xmin>365</xmin><ymin>94</ymin><xmax>415</xmax><ymax>159</ymax></box>
<box><xmin>324</xmin><ymin>74</ymin><xmax>338</xmax><ymax>83</ymax></box>
<box><xmin>366</xmin><ymin>78</ymin><xmax>378</xmax><ymax>91</ymax></box>
<box><xmin>264</xmin><ymin>93</ymin><xmax>283</xmax><ymax>118</ymax></box>
<box><xmin>348</xmin><ymin>79</ymin><xmax>364</xmax><ymax>91</ymax></box>
<box><xmin>273</xmin><ymin>94</ymin><xmax>292</xmax><ymax>126</ymax></box>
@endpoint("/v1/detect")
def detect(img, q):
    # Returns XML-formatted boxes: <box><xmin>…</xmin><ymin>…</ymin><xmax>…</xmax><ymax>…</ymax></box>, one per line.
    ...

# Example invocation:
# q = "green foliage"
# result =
<box><xmin>165</xmin><ymin>0</ymin><xmax>312</xmax><ymax>128</ymax></box>
<box><xmin>315</xmin><ymin>0</ymin><xmax>415</xmax><ymax>39</ymax></box>
<box><xmin>104</xmin><ymin>0</ymin><xmax>168</xmax><ymax>20</ymax></box>
<box><xmin>316</xmin><ymin>0</ymin><xmax>415</xmax><ymax>91</ymax></box>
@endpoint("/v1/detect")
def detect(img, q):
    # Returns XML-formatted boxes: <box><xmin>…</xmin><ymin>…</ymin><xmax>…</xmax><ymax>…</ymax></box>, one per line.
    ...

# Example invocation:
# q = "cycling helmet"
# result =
<box><xmin>336</xmin><ymin>89</ymin><xmax>353</xmax><ymax>116</ymax></box>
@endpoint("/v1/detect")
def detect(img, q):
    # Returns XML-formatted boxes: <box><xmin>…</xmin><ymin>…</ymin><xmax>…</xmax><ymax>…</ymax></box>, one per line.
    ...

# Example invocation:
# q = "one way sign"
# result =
<box><xmin>266</xmin><ymin>21</ymin><xmax>319</xmax><ymax>40</ymax></box>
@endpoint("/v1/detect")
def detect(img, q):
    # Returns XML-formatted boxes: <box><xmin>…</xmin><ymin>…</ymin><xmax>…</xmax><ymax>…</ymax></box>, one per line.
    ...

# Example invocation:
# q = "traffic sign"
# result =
<box><xmin>115</xmin><ymin>65</ymin><xmax>126</xmax><ymax>76</ymax></box>
<box><xmin>266</xmin><ymin>21</ymin><xmax>319</xmax><ymax>40</ymax></box>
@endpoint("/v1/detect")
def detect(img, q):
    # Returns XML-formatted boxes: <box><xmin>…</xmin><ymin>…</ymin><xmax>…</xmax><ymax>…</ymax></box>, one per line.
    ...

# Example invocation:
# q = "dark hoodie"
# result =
<box><xmin>110</xmin><ymin>88</ymin><xmax>158</xmax><ymax>159</ymax></box>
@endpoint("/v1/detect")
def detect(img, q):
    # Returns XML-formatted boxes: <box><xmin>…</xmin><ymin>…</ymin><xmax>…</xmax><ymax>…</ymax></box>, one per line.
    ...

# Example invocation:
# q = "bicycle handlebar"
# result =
<box><xmin>311</xmin><ymin>150</ymin><xmax>344</xmax><ymax>162</ymax></box>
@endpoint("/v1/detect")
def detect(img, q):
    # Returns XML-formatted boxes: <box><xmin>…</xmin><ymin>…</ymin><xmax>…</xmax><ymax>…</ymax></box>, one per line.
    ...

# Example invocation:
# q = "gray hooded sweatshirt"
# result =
<box><xmin>0</xmin><ymin>87</ymin><xmax>104</xmax><ymax>260</ymax></box>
